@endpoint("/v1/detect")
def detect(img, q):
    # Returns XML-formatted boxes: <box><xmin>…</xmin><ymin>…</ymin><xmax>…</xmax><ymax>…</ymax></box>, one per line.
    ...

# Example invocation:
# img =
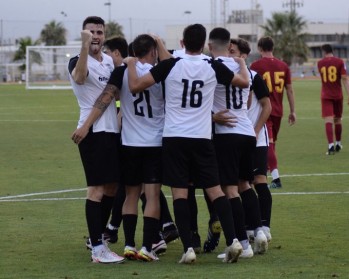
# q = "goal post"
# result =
<box><xmin>26</xmin><ymin>45</ymin><xmax>80</xmax><ymax>90</ymax></box>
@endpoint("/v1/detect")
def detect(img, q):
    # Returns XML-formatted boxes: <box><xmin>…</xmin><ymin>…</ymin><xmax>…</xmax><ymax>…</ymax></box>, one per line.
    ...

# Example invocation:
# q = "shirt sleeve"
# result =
<box><xmin>108</xmin><ymin>65</ymin><xmax>127</xmax><ymax>89</ymax></box>
<box><xmin>150</xmin><ymin>58</ymin><xmax>179</xmax><ymax>83</ymax></box>
<box><xmin>68</xmin><ymin>56</ymin><xmax>79</xmax><ymax>74</ymax></box>
<box><xmin>252</xmin><ymin>73</ymin><xmax>270</xmax><ymax>100</ymax></box>
<box><xmin>211</xmin><ymin>60</ymin><xmax>235</xmax><ymax>85</ymax></box>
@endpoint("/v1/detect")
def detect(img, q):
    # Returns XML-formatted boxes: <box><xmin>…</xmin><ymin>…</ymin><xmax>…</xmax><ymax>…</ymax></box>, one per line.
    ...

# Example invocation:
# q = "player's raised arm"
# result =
<box><xmin>152</xmin><ymin>35</ymin><xmax>173</xmax><ymax>61</ymax></box>
<box><xmin>71</xmin><ymin>30</ymin><xmax>92</xmax><ymax>84</ymax></box>
<box><xmin>231</xmin><ymin>56</ymin><xmax>249</xmax><ymax>88</ymax></box>
<box><xmin>125</xmin><ymin>57</ymin><xmax>156</xmax><ymax>93</ymax></box>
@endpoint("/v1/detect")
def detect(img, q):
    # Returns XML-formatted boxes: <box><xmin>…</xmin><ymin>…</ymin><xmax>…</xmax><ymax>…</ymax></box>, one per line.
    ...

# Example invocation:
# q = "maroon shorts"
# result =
<box><xmin>321</xmin><ymin>98</ymin><xmax>343</xmax><ymax>118</ymax></box>
<box><xmin>266</xmin><ymin>115</ymin><xmax>282</xmax><ymax>142</ymax></box>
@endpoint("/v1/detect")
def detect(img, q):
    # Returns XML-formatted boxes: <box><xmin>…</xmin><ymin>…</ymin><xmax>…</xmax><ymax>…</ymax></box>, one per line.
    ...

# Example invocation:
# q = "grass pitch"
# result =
<box><xmin>0</xmin><ymin>80</ymin><xmax>348</xmax><ymax>279</ymax></box>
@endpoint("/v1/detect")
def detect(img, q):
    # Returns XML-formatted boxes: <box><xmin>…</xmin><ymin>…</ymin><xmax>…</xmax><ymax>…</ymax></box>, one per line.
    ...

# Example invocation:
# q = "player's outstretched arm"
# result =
<box><xmin>125</xmin><ymin>57</ymin><xmax>156</xmax><ymax>93</ymax></box>
<box><xmin>231</xmin><ymin>57</ymin><xmax>249</xmax><ymax>88</ymax></box>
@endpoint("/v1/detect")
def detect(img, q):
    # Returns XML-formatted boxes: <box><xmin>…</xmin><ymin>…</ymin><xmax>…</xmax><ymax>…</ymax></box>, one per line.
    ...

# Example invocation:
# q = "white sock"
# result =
<box><xmin>271</xmin><ymin>169</ymin><xmax>279</xmax><ymax>180</ymax></box>
<box><xmin>240</xmin><ymin>239</ymin><xmax>250</xmax><ymax>250</ymax></box>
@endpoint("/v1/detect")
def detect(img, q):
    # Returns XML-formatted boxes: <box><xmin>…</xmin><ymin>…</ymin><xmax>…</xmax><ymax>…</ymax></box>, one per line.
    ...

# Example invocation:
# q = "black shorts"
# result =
<box><xmin>78</xmin><ymin>130</ymin><xmax>121</xmax><ymax>186</ymax></box>
<box><xmin>162</xmin><ymin>137</ymin><xmax>220</xmax><ymax>189</ymax></box>
<box><xmin>121</xmin><ymin>146</ymin><xmax>162</xmax><ymax>186</ymax></box>
<box><xmin>213</xmin><ymin>133</ymin><xmax>256</xmax><ymax>186</ymax></box>
<box><xmin>253</xmin><ymin>146</ymin><xmax>268</xmax><ymax>177</ymax></box>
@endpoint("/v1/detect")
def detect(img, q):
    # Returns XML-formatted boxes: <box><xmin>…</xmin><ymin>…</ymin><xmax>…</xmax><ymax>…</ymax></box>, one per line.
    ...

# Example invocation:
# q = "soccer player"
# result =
<box><xmin>317</xmin><ymin>44</ymin><xmax>349</xmax><ymax>155</ymax></box>
<box><xmin>250</xmin><ymin>36</ymin><xmax>296</xmax><ymax>189</ymax></box>
<box><xmin>126</xmin><ymin>24</ymin><xmax>248</xmax><ymax>264</ymax></box>
<box><xmin>101</xmin><ymin>36</ymin><xmax>128</xmax><ymax>244</ymax></box>
<box><xmin>69</xmin><ymin>16</ymin><xmax>124</xmax><ymax>264</ymax></box>
<box><xmin>103</xmin><ymin>36</ymin><xmax>128</xmax><ymax>67</ymax></box>
<box><xmin>230</xmin><ymin>38</ymin><xmax>273</xmax><ymax>243</ymax></box>
<box><xmin>73</xmin><ymin>34</ymin><xmax>165</xmax><ymax>262</ymax></box>
<box><xmin>208</xmin><ymin>28</ymin><xmax>268</xmax><ymax>258</ymax></box>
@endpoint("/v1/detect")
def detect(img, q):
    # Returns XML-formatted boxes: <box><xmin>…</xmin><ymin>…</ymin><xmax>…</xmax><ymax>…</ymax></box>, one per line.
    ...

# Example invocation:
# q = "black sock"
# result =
<box><xmin>212</xmin><ymin>196</ymin><xmax>235</xmax><ymax>246</ymax></box>
<box><xmin>188</xmin><ymin>187</ymin><xmax>198</xmax><ymax>232</ymax></box>
<box><xmin>140</xmin><ymin>192</ymin><xmax>146</xmax><ymax>213</ymax></box>
<box><xmin>254</xmin><ymin>183</ymin><xmax>272</xmax><ymax>227</ymax></box>
<box><xmin>229</xmin><ymin>197</ymin><xmax>247</xmax><ymax>242</ymax></box>
<box><xmin>204</xmin><ymin>190</ymin><xmax>218</xmax><ymax>220</ymax></box>
<box><xmin>110</xmin><ymin>184</ymin><xmax>125</xmax><ymax>228</ymax></box>
<box><xmin>101</xmin><ymin>195</ymin><xmax>114</xmax><ymax>231</ymax></box>
<box><xmin>160</xmin><ymin>190</ymin><xmax>173</xmax><ymax>225</ymax></box>
<box><xmin>240</xmin><ymin>188</ymin><xmax>262</xmax><ymax>230</ymax></box>
<box><xmin>173</xmin><ymin>198</ymin><xmax>192</xmax><ymax>252</ymax></box>
<box><xmin>122</xmin><ymin>214</ymin><xmax>138</xmax><ymax>247</ymax></box>
<box><xmin>85</xmin><ymin>199</ymin><xmax>103</xmax><ymax>246</ymax></box>
<box><xmin>143</xmin><ymin>216</ymin><xmax>160</xmax><ymax>251</ymax></box>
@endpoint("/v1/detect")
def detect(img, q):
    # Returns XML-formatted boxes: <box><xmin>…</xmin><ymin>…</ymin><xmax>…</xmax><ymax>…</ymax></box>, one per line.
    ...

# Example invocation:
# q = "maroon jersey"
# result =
<box><xmin>317</xmin><ymin>56</ymin><xmax>346</xmax><ymax>100</ymax></box>
<box><xmin>250</xmin><ymin>57</ymin><xmax>291</xmax><ymax>117</ymax></box>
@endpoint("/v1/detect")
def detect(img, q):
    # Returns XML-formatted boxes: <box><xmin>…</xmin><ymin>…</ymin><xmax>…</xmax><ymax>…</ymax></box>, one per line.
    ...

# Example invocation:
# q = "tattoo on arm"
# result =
<box><xmin>93</xmin><ymin>84</ymin><xmax>118</xmax><ymax>112</ymax></box>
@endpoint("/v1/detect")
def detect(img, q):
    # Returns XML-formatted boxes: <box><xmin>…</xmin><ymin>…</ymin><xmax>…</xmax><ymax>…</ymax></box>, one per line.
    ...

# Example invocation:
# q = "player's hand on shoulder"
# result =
<box><xmin>123</xmin><ymin>56</ymin><xmax>138</xmax><ymax>65</ymax></box>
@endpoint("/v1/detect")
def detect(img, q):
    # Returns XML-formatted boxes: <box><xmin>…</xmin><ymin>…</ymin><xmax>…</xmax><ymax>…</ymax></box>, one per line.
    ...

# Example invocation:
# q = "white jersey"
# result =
<box><xmin>109</xmin><ymin>62</ymin><xmax>164</xmax><ymax>146</ymax></box>
<box><xmin>172</xmin><ymin>49</ymin><xmax>210</xmax><ymax>59</ymax></box>
<box><xmin>150</xmin><ymin>54</ymin><xmax>235</xmax><ymax>139</ymax></box>
<box><xmin>248</xmin><ymin>69</ymin><xmax>270</xmax><ymax>147</ymax></box>
<box><xmin>68</xmin><ymin>53</ymin><xmax>118</xmax><ymax>133</ymax></box>
<box><xmin>213</xmin><ymin>56</ymin><xmax>255</xmax><ymax>137</ymax></box>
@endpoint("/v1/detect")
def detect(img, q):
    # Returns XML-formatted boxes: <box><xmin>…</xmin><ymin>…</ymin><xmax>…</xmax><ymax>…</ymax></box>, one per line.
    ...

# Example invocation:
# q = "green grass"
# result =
<box><xmin>0</xmin><ymin>81</ymin><xmax>348</xmax><ymax>279</ymax></box>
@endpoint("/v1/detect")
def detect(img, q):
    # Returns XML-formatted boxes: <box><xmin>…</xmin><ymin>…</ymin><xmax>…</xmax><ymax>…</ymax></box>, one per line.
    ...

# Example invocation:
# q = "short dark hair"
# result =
<box><xmin>257</xmin><ymin>36</ymin><xmax>274</xmax><ymax>52</ymax></box>
<box><xmin>132</xmin><ymin>34</ymin><xmax>157</xmax><ymax>58</ymax></box>
<box><xmin>209</xmin><ymin>27</ymin><xmax>230</xmax><ymax>44</ymax></box>
<box><xmin>230</xmin><ymin>38</ymin><xmax>251</xmax><ymax>55</ymax></box>
<box><xmin>183</xmin><ymin>24</ymin><xmax>206</xmax><ymax>52</ymax></box>
<box><xmin>321</xmin><ymin>44</ymin><xmax>333</xmax><ymax>54</ymax></box>
<box><xmin>82</xmin><ymin>16</ymin><xmax>105</xmax><ymax>29</ymax></box>
<box><xmin>104</xmin><ymin>36</ymin><xmax>128</xmax><ymax>58</ymax></box>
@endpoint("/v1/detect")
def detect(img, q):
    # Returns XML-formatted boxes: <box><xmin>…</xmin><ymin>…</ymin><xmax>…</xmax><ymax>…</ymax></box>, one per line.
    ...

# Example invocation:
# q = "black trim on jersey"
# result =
<box><xmin>68</xmin><ymin>56</ymin><xmax>79</xmax><ymax>74</ymax></box>
<box><xmin>251</xmin><ymin>72</ymin><xmax>269</xmax><ymax>100</ymax></box>
<box><xmin>210</xmin><ymin>59</ymin><xmax>235</xmax><ymax>85</ymax></box>
<box><xmin>108</xmin><ymin>65</ymin><xmax>127</xmax><ymax>89</ymax></box>
<box><xmin>68</xmin><ymin>55</ymin><xmax>90</xmax><ymax>77</ymax></box>
<box><xmin>150</xmin><ymin>57</ymin><xmax>181</xmax><ymax>83</ymax></box>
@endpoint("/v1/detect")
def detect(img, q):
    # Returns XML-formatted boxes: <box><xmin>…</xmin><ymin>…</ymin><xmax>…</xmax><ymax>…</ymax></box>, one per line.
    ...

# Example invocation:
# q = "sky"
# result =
<box><xmin>1</xmin><ymin>0</ymin><xmax>349</xmax><ymax>43</ymax></box>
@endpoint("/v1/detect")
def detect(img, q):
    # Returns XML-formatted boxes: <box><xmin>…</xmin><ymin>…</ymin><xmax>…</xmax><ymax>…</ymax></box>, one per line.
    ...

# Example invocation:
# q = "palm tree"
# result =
<box><xmin>40</xmin><ymin>20</ymin><xmax>67</xmax><ymax>78</ymax></box>
<box><xmin>261</xmin><ymin>12</ymin><xmax>309</xmax><ymax>65</ymax></box>
<box><xmin>13</xmin><ymin>37</ymin><xmax>42</xmax><ymax>72</ymax></box>
<box><xmin>105</xmin><ymin>21</ymin><xmax>125</xmax><ymax>39</ymax></box>
<box><xmin>40</xmin><ymin>20</ymin><xmax>67</xmax><ymax>46</ymax></box>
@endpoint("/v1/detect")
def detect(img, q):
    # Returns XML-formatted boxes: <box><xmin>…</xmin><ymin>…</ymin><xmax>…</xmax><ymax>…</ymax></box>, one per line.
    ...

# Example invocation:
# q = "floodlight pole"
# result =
<box><xmin>105</xmin><ymin>1</ymin><xmax>111</xmax><ymax>23</ymax></box>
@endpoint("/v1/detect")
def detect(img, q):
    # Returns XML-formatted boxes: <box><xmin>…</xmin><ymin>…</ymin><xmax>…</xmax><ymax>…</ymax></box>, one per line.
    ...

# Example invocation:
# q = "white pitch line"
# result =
<box><xmin>0</xmin><ymin>120</ymin><xmax>76</xmax><ymax>122</ymax></box>
<box><xmin>1</xmin><ymin>172</ymin><xmax>349</xmax><ymax>202</ymax></box>
<box><xmin>279</xmin><ymin>173</ymin><xmax>349</xmax><ymax>177</ymax></box>
<box><xmin>0</xmin><ymin>188</ymin><xmax>85</xmax><ymax>200</ymax></box>
<box><xmin>0</xmin><ymin>191</ymin><xmax>349</xmax><ymax>203</ymax></box>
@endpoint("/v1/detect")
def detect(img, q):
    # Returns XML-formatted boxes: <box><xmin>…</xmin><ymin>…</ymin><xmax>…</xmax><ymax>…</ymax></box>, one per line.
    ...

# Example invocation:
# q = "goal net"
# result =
<box><xmin>26</xmin><ymin>45</ymin><xmax>80</xmax><ymax>90</ymax></box>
